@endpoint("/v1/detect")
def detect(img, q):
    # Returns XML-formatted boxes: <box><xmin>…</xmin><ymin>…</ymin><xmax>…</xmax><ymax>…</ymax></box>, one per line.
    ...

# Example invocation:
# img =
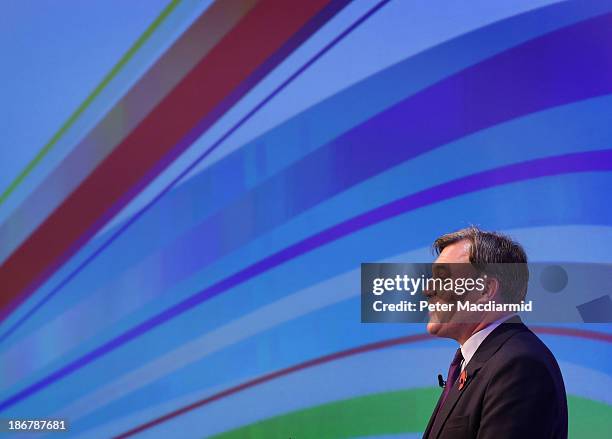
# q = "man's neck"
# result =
<box><xmin>456</xmin><ymin>313</ymin><xmax>513</xmax><ymax>345</ymax></box>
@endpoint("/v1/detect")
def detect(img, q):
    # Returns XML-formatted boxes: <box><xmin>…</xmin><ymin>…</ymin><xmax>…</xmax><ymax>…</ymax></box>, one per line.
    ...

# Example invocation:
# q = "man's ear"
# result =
<box><xmin>481</xmin><ymin>276</ymin><xmax>501</xmax><ymax>300</ymax></box>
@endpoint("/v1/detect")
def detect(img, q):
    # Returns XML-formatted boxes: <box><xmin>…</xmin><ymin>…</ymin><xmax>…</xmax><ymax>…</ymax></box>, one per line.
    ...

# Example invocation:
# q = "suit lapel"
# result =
<box><xmin>422</xmin><ymin>389</ymin><xmax>444</xmax><ymax>438</ymax></box>
<box><xmin>427</xmin><ymin>361</ymin><xmax>481</xmax><ymax>439</ymax></box>
<box><xmin>425</xmin><ymin>316</ymin><xmax>528</xmax><ymax>439</ymax></box>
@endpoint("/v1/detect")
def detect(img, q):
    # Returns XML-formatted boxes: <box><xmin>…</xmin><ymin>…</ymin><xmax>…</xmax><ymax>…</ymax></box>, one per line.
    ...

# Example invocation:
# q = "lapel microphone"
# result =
<box><xmin>438</xmin><ymin>374</ymin><xmax>446</xmax><ymax>388</ymax></box>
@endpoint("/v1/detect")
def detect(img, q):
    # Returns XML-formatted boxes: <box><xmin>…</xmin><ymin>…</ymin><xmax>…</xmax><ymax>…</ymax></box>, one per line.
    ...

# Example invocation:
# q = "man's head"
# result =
<box><xmin>425</xmin><ymin>226</ymin><xmax>528</xmax><ymax>343</ymax></box>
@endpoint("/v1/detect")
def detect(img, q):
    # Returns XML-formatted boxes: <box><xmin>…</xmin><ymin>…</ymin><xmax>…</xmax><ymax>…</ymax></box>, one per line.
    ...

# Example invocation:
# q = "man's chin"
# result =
<box><xmin>426</xmin><ymin>319</ymin><xmax>443</xmax><ymax>336</ymax></box>
<box><xmin>427</xmin><ymin>312</ymin><xmax>455</xmax><ymax>338</ymax></box>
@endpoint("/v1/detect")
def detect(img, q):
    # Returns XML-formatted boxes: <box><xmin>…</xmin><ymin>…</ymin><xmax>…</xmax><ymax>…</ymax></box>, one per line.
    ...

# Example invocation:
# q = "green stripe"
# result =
<box><xmin>568</xmin><ymin>394</ymin><xmax>612</xmax><ymax>438</ymax></box>
<box><xmin>207</xmin><ymin>388</ymin><xmax>612</xmax><ymax>439</ymax></box>
<box><xmin>208</xmin><ymin>388</ymin><xmax>438</xmax><ymax>439</ymax></box>
<box><xmin>0</xmin><ymin>0</ymin><xmax>181</xmax><ymax>208</ymax></box>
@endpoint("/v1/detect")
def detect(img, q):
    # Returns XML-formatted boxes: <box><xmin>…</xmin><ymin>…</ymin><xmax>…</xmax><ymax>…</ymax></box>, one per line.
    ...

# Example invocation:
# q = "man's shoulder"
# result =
<box><xmin>487</xmin><ymin>324</ymin><xmax>561</xmax><ymax>374</ymax></box>
<box><xmin>499</xmin><ymin>325</ymin><xmax>551</xmax><ymax>356</ymax></box>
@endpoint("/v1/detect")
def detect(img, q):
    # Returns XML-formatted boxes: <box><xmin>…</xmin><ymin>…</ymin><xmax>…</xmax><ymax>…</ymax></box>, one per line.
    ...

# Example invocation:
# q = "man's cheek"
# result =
<box><xmin>439</xmin><ymin>305</ymin><xmax>457</xmax><ymax>323</ymax></box>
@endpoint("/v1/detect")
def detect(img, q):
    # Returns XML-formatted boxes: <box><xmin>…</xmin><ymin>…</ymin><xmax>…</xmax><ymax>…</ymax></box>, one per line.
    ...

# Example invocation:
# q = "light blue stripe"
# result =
<box><xmin>3</xmin><ymin>172</ymin><xmax>612</xmax><ymax>420</ymax></box>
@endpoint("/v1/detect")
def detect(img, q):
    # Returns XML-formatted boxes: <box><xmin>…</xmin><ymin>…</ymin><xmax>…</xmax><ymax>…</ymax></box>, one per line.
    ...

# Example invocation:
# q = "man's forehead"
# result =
<box><xmin>435</xmin><ymin>239</ymin><xmax>471</xmax><ymax>263</ymax></box>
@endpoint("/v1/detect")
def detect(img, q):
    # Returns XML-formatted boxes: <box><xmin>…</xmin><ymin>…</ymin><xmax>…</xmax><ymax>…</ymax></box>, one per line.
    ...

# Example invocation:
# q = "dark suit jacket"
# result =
<box><xmin>423</xmin><ymin>316</ymin><xmax>568</xmax><ymax>439</ymax></box>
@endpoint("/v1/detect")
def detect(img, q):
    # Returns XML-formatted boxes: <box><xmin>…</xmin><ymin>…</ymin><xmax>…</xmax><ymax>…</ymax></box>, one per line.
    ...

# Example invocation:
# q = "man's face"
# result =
<box><xmin>425</xmin><ymin>239</ymin><xmax>480</xmax><ymax>339</ymax></box>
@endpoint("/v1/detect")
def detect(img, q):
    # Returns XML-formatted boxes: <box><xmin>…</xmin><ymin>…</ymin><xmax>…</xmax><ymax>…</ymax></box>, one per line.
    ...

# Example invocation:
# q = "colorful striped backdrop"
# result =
<box><xmin>1</xmin><ymin>1</ymin><xmax>611</xmax><ymax>437</ymax></box>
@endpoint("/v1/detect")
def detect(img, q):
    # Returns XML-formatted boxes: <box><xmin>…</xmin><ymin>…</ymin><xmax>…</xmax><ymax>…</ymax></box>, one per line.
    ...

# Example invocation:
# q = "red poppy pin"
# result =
<box><xmin>458</xmin><ymin>370</ymin><xmax>468</xmax><ymax>390</ymax></box>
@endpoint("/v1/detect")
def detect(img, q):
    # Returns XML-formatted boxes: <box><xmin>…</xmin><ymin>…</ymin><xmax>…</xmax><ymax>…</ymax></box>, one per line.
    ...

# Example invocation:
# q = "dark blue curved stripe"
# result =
<box><xmin>179</xmin><ymin>12</ymin><xmax>612</xmax><ymax>278</ymax></box>
<box><xmin>1</xmin><ymin>149</ymin><xmax>611</xmax><ymax>413</ymax></box>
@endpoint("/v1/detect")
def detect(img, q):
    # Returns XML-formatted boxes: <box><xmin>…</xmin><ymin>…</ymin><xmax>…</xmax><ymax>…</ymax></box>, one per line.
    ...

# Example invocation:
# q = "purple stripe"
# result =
<box><xmin>1</xmin><ymin>149</ymin><xmax>611</xmax><ymax>412</ymax></box>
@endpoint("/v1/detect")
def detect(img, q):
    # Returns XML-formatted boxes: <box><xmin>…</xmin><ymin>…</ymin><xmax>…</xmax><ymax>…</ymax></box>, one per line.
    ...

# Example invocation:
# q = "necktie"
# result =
<box><xmin>426</xmin><ymin>348</ymin><xmax>466</xmax><ymax>438</ymax></box>
<box><xmin>440</xmin><ymin>348</ymin><xmax>464</xmax><ymax>408</ymax></box>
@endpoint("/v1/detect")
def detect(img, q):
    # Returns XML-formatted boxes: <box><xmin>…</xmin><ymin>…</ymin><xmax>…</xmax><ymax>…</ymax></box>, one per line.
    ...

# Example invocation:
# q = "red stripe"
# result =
<box><xmin>0</xmin><ymin>0</ymin><xmax>334</xmax><ymax>320</ymax></box>
<box><xmin>531</xmin><ymin>326</ymin><xmax>612</xmax><ymax>343</ymax></box>
<box><xmin>114</xmin><ymin>334</ymin><xmax>433</xmax><ymax>438</ymax></box>
<box><xmin>113</xmin><ymin>327</ymin><xmax>610</xmax><ymax>438</ymax></box>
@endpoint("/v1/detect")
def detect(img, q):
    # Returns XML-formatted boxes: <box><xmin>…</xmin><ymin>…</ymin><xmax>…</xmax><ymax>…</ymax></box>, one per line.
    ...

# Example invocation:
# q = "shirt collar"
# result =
<box><xmin>460</xmin><ymin>314</ymin><xmax>515</xmax><ymax>370</ymax></box>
